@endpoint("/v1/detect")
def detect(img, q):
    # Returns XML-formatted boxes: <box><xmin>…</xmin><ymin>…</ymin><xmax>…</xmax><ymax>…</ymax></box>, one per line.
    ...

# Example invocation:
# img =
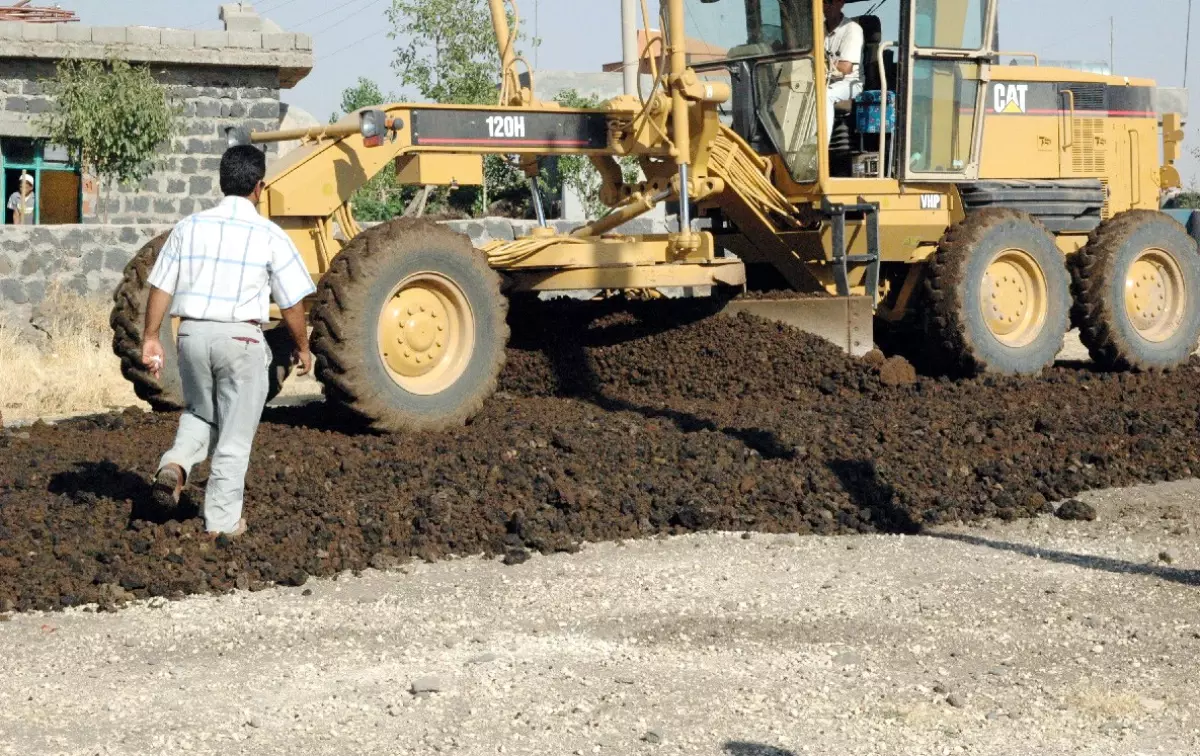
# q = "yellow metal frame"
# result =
<box><xmin>235</xmin><ymin>0</ymin><xmax>1185</xmax><ymax>318</ymax></box>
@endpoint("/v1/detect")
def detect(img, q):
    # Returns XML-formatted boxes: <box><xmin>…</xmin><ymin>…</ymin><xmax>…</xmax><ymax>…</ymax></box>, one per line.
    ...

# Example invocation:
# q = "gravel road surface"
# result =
<box><xmin>3</xmin><ymin>479</ymin><xmax>1200</xmax><ymax>756</ymax></box>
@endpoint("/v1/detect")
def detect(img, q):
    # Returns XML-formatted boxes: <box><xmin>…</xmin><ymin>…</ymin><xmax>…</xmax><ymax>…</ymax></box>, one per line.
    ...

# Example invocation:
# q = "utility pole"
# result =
<box><xmin>1186</xmin><ymin>0</ymin><xmax>1193</xmax><ymax>87</ymax></box>
<box><xmin>1109</xmin><ymin>16</ymin><xmax>1114</xmax><ymax>73</ymax></box>
<box><xmin>620</xmin><ymin>0</ymin><xmax>638</xmax><ymax>96</ymax></box>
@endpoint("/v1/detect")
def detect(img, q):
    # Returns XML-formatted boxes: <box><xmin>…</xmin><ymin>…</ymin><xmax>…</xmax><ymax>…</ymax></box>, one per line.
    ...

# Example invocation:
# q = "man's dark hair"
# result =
<box><xmin>219</xmin><ymin>145</ymin><xmax>267</xmax><ymax>197</ymax></box>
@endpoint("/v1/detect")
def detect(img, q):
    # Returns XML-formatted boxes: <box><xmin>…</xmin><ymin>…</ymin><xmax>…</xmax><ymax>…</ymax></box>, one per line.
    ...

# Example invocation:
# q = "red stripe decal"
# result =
<box><xmin>984</xmin><ymin>109</ymin><xmax>1157</xmax><ymax>117</ymax></box>
<box><xmin>415</xmin><ymin>137</ymin><xmax>594</xmax><ymax>147</ymax></box>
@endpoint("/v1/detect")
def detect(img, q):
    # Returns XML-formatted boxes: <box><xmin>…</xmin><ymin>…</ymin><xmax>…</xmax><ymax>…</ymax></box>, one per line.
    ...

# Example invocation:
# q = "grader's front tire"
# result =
<box><xmin>309</xmin><ymin>218</ymin><xmax>509</xmax><ymax>433</ymax></box>
<box><xmin>1069</xmin><ymin>209</ymin><xmax>1200</xmax><ymax>371</ymax></box>
<box><xmin>924</xmin><ymin>208</ymin><xmax>1071</xmax><ymax>375</ymax></box>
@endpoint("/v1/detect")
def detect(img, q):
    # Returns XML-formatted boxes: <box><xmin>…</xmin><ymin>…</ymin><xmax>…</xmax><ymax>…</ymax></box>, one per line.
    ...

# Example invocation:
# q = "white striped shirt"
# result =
<box><xmin>147</xmin><ymin>196</ymin><xmax>317</xmax><ymax>323</ymax></box>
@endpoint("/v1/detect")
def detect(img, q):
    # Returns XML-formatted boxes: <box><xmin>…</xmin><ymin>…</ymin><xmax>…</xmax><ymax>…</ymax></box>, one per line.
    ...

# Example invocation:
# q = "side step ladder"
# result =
<box><xmin>822</xmin><ymin>196</ymin><xmax>881</xmax><ymax>306</ymax></box>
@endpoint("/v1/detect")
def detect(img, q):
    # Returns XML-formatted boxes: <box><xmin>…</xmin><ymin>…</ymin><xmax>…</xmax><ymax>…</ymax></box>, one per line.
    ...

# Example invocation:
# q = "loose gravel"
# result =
<box><xmin>2</xmin><ymin>479</ymin><xmax>1200</xmax><ymax>755</ymax></box>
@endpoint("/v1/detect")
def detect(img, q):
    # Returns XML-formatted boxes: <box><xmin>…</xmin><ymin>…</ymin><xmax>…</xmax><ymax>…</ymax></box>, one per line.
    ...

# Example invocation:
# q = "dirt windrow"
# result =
<box><xmin>2</xmin><ymin>302</ymin><xmax>1199</xmax><ymax>613</ymax></box>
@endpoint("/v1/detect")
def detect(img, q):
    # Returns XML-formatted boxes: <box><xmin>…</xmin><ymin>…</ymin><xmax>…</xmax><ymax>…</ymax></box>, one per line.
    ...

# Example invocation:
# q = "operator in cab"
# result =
<box><xmin>823</xmin><ymin>0</ymin><xmax>863</xmax><ymax>140</ymax></box>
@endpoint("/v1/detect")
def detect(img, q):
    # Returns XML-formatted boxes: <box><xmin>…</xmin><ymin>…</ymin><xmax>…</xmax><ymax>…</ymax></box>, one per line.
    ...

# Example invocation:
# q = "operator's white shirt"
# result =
<box><xmin>825</xmin><ymin>16</ymin><xmax>864</xmax><ymax>85</ymax></box>
<box><xmin>147</xmin><ymin>195</ymin><xmax>316</xmax><ymax>324</ymax></box>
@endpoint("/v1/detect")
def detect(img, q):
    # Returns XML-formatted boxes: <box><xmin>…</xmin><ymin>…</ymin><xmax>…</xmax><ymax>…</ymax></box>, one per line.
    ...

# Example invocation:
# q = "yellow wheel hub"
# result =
<box><xmin>1125</xmin><ymin>248</ymin><xmax>1186</xmax><ymax>343</ymax></box>
<box><xmin>377</xmin><ymin>273</ymin><xmax>474</xmax><ymax>396</ymax></box>
<box><xmin>980</xmin><ymin>248</ymin><xmax>1049</xmax><ymax>348</ymax></box>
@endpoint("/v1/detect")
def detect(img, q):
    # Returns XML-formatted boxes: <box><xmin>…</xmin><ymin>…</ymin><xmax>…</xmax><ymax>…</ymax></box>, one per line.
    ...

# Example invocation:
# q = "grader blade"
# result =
<box><xmin>717</xmin><ymin>296</ymin><xmax>876</xmax><ymax>357</ymax></box>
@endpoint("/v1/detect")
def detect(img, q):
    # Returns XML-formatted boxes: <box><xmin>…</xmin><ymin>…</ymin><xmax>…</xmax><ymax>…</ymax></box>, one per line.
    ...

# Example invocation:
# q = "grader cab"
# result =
<box><xmin>112</xmin><ymin>0</ymin><xmax>1197</xmax><ymax>433</ymax></box>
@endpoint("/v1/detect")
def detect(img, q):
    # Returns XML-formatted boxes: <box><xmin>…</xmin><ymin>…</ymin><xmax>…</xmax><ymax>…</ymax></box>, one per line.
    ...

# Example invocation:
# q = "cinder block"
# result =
<box><xmin>22</xmin><ymin>23</ymin><xmax>57</xmax><ymax>42</ymax></box>
<box><xmin>294</xmin><ymin>33</ymin><xmax>312</xmax><ymax>51</ymax></box>
<box><xmin>227</xmin><ymin>31</ymin><xmax>262</xmax><ymax>49</ymax></box>
<box><xmin>55</xmin><ymin>24</ymin><xmax>93</xmax><ymax>43</ymax></box>
<box><xmin>161</xmin><ymin>29</ymin><xmax>196</xmax><ymax>48</ymax></box>
<box><xmin>195</xmin><ymin>30</ymin><xmax>229</xmax><ymax>49</ymax></box>
<box><xmin>262</xmin><ymin>33</ymin><xmax>294</xmax><ymax>51</ymax></box>
<box><xmin>127</xmin><ymin>27</ymin><xmax>161</xmax><ymax>46</ymax></box>
<box><xmin>223</xmin><ymin>15</ymin><xmax>264</xmax><ymax>33</ymax></box>
<box><xmin>0</xmin><ymin>22</ymin><xmax>22</xmax><ymax>40</ymax></box>
<box><xmin>91</xmin><ymin>27</ymin><xmax>127</xmax><ymax>45</ymax></box>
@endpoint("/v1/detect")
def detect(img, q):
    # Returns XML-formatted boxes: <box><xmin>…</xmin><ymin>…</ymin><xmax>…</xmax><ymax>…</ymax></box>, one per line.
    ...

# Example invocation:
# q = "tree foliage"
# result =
<box><xmin>551</xmin><ymin>90</ymin><xmax>642</xmax><ymax>220</ymax></box>
<box><xmin>36</xmin><ymin>57</ymin><xmax>181</xmax><ymax>222</ymax></box>
<box><xmin>387</xmin><ymin>0</ymin><xmax>500</xmax><ymax>106</ymax></box>
<box><xmin>330</xmin><ymin>76</ymin><xmax>388</xmax><ymax>124</ymax></box>
<box><xmin>333</xmin><ymin>77</ymin><xmax>415</xmax><ymax>223</ymax></box>
<box><xmin>387</xmin><ymin>0</ymin><xmax>538</xmax><ymax>217</ymax></box>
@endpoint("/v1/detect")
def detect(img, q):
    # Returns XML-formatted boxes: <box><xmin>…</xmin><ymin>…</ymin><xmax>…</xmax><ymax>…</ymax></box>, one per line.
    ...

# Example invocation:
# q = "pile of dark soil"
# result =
<box><xmin>2</xmin><ymin>302</ymin><xmax>1199</xmax><ymax>613</ymax></box>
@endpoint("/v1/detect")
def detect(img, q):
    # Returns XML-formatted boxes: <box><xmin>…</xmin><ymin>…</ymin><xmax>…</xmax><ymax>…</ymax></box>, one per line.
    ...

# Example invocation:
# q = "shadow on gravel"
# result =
<box><xmin>49</xmin><ymin>460</ymin><xmax>147</xmax><ymax>502</ymax></box>
<box><xmin>931</xmin><ymin>532</ymin><xmax>1200</xmax><ymax>586</ymax></box>
<box><xmin>260</xmin><ymin>403</ymin><xmax>367</xmax><ymax>435</ymax></box>
<box><xmin>723</xmin><ymin>742</ymin><xmax>797</xmax><ymax>756</ymax></box>
<box><xmin>828</xmin><ymin>459</ymin><xmax>921</xmax><ymax>535</ymax></box>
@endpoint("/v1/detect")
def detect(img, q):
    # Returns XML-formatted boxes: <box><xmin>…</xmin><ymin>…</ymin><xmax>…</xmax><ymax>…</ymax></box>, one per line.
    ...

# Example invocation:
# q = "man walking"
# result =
<box><xmin>140</xmin><ymin>145</ymin><xmax>316</xmax><ymax>536</ymax></box>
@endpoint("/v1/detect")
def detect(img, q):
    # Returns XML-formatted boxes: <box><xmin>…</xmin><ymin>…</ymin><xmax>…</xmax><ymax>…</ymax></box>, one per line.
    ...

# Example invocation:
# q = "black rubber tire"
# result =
<box><xmin>110</xmin><ymin>229</ymin><xmax>293</xmax><ymax>411</ymax></box>
<box><xmin>110</xmin><ymin>230</ymin><xmax>186</xmax><ymax>411</ymax></box>
<box><xmin>1068</xmin><ymin>209</ymin><xmax>1200</xmax><ymax>371</ymax></box>
<box><xmin>309</xmin><ymin>217</ymin><xmax>509</xmax><ymax>433</ymax></box>
<box><xmin>923</xmin><ymin>207</ymin><xmax>1071</xmax><ymax>376</ymax></box>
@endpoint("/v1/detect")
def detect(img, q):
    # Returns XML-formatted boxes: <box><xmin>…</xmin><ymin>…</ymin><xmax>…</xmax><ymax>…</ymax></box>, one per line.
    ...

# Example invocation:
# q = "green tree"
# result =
<box><xmin>330</xmin><ymin>76</ymin><xmax>387</xmax><ymax>123</ymax></box>
<box><xmin>387</xmin><ymin>0</ymin><xmax>537</xmax><ymax>217</ymax></box>
<box><xmin>1169</xmin><ymin>191</ymin><xmax>1200</xmax><ymax>210</ymax></box>
<box><xmin>387</xmin><ymin>0</ymin><xmax>503</xmax><ymax>106</ymax></box>
<box><xmin>332</xmin><ymin>77</ymin><xmax>416</xmax><ymax>223</ymax></box>
<box><xmin>551</xmin><ymin>90</ymin><xmax>642</xmax><ymax>220</ymax></box>
<box><xmin>35</xmin><ymin>57</ymin><xmax>181</xmax><ymax>223</ymax></box>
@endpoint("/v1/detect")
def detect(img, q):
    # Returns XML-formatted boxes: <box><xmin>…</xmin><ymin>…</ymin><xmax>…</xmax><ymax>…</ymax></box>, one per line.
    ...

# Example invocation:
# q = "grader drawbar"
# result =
<box><xmin>112</xmin><ymin>0</ymin><xmax>1198</xmax><ymax>433</ymax></box>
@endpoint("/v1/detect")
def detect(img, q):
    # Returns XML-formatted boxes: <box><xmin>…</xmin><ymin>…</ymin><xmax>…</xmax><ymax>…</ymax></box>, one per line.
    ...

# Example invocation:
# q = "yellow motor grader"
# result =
<box><xmin>112</xmin><ymin>0</ymin><xmax>1196</xmax><ymax>432</ymax></box>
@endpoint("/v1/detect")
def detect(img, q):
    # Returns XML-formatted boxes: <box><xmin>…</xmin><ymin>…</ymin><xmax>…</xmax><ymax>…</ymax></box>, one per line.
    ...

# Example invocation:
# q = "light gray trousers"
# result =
<box><xmin>157</xmin><ymin>319</ymin><xmax>270</xmax><ymax>533</ymax></box>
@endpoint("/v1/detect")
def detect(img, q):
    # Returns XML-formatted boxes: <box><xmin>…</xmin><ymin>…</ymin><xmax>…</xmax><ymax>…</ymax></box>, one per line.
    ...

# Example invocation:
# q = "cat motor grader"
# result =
<box><xmin>111</xmin><ymin>0</ymin><xmax>1196</xmax><ymax>432</ymax></box>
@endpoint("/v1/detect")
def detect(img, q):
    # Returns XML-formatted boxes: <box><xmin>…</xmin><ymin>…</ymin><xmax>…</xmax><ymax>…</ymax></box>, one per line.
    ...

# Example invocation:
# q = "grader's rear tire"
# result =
<box><xmin>923</xmin><ymin>208</ymin><xmax>1071</xmax><ymax>375</ymax></box>
<box><xmin>110</xmin><ymin>229</ymin><xmax>293</xmax><ymax>411</ymax></box>
<box><xmin>1069</xmin><ymin>209</ymin><xmax>1200</xmax><ymax>371</ymax></box>
<box><xmin>309</xmin><ymin>218</ymin><xmax>509</xmax><ymax>433</ymax></box>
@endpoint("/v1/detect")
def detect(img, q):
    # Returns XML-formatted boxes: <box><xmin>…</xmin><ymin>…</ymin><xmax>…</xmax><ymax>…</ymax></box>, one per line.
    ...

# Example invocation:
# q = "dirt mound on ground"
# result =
<box><xmin>2</xmin><ymin>305</ymin><xmax>1200</xmax><ymax>613</ymax></box>
<box><xmin>878</xmin><ymin>356</ymin><xmax>918</xmax><ymax>387</ymax></box>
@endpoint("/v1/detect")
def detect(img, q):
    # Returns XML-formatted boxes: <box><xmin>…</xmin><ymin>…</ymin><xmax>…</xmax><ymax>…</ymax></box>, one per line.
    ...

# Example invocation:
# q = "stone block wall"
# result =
<box><xmin>0</xmin><ymin>216</ymin><xmax>678</xmax><ymax>330</ymax></box>
<box><xmin>0</xmin><ymin>225</ymin><xmax>168</xmax><ymax>320</ymax></box>
<box><xmin>0</xmin><ymin>61</ymin><xmax>283</xmax><ymax>226</ymax></box>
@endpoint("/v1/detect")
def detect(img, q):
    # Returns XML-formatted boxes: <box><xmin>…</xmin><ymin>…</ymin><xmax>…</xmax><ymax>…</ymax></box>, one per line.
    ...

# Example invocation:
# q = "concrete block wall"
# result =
<box><xmin>0</xmin><ymin>216</ymin><xmax>679</xmax><ymax>328</ymax></box>
<box><xmin>0</xmin><ymin>224</ymin><xmax>168</xmax><ymax>319</ymax></box>
<box><xmin>0</xmin><ymin>21</ymin><xmax>312</xmax><ymax>87</ymax></box>
<box><xmin>0</xmin><ymin>62</ymin><xmax>284</xmax><ymax>225</ymax></box>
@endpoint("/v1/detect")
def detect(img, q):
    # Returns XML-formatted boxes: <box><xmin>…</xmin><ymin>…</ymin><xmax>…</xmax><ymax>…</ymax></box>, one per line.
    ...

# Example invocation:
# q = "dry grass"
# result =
<box><xmin>0</xmin><ymin>283</ymin><xmax>144</xmax><ymax>426</ymax></box>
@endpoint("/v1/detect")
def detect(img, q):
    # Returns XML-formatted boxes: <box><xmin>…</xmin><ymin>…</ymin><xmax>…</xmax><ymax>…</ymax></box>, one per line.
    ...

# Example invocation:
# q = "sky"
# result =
<box><xmin>56</xmin><ymin>0</ymin><xmax>1200</xmax><ymax>184</ymax></box>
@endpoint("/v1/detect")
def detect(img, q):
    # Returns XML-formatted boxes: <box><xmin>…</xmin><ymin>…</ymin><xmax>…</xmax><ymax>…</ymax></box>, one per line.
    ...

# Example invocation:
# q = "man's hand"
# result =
<box><xmin>279</xmin><ymin>301</ymin><xmax>311</xmax><ymax>376</ymax></box>
<box><xmin>292</xmin><ymin>348</ymin><xmax>313</xmax><ymax>376</ymax></box>
<box><xmin>142</xmin><ymin>337</ymin><xmax>166</xmax><ymax>379</ymax></box>
<box><xmin>142</xmin><ymin>285</ymin><xmax>172</xmax><ymax>381</ymax></box>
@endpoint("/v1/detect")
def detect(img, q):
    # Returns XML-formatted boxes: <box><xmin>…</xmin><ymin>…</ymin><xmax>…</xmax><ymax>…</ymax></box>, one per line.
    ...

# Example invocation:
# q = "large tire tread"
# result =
<box><xmin>309</xmin><ymin>217</ymin><xmax>509</xmax><ymax>433</ymax></box>
<box><xmin>923</xmin><ymin>207</ymin><xmax>1069</xmax><ymax>376</ymax></box>
<box><xmin>109</xmin><ymin>231</ymin><xmax>184</xmax><ymax>411</ymax></box>
<box><xmin>1069</xmin><ymin>209</ymin><xmax>1200</xmax><ymax>371</ymax></box>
